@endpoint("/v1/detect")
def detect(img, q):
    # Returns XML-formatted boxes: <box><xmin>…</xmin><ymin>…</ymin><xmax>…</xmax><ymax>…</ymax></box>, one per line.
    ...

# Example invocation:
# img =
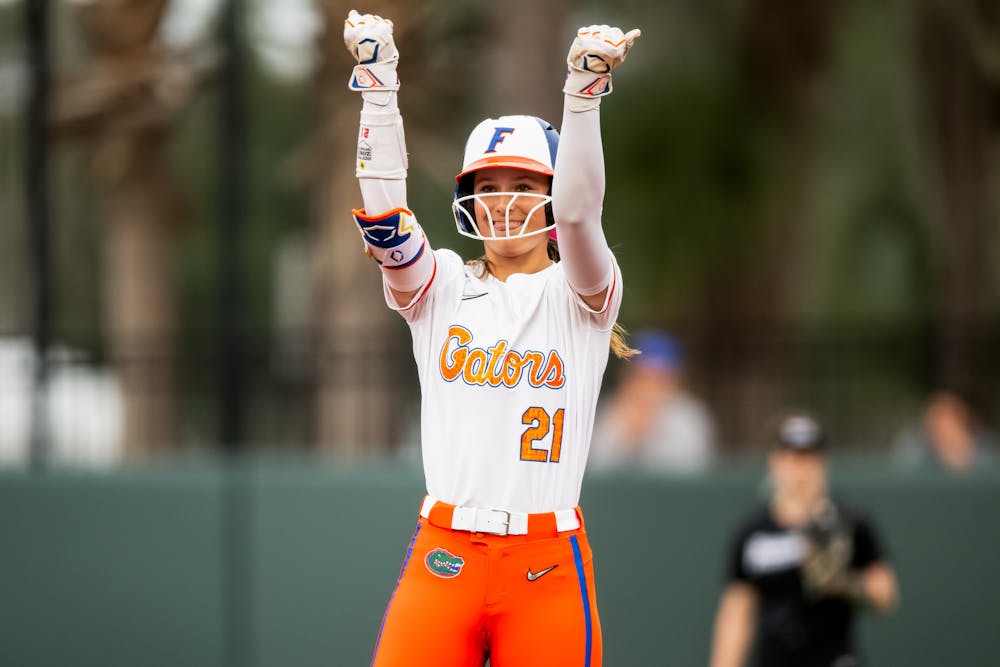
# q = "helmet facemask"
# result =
<box><xmin>451</xmin><ymin>175</ymin><xmax>554</xmax><ymax>241</ymax></box>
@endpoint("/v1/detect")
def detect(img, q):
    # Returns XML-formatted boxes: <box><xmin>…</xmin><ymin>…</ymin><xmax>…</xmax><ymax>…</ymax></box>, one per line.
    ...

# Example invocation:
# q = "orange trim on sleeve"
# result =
<box><xmin>597</xmin><ymin>261</ymin><xmax>619</xmax><ymax>314</ymax></box>
<box><xmin>352</xmin><ymin>206</ymin><xmax>414</xmax><ymax>221</ymax></box>
<box><xmin>577</xmin><ymin>258</ymin><xmax>618</xmax><ymax>315</ymax></box>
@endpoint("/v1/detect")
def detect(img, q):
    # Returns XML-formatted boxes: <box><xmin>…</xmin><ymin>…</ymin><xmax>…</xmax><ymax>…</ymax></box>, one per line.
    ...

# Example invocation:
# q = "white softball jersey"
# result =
<box><xmin>387</xmin><ymin>248</ymin><xmax>623</xmax><ymax>514</ymax></box>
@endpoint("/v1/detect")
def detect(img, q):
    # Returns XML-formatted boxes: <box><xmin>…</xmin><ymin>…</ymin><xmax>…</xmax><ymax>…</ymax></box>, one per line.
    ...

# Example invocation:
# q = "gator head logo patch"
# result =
<box><xmin>425</xmin><ymin>548</ymin><xmax>465</xmax><ymax>578</ymax></box>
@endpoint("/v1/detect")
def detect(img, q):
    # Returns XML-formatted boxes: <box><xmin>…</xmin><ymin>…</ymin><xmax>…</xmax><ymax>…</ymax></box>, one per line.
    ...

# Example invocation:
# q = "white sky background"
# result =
<box><xmin>161</xmin><ymin>0</ymin><xmax>321</xmax><ymax>80</ymax></box>
<box><xmin>0</xmin><ymin>0</ymin><xmax>320</xmax><ymax>113</ymax></box>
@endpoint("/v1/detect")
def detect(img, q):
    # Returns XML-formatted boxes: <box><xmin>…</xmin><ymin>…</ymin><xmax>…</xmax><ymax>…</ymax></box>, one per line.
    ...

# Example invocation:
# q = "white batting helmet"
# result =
<box><xmin>452</xmin><ymin>115</ymin><xmax>559</xmax><ymax>240</ymax></box>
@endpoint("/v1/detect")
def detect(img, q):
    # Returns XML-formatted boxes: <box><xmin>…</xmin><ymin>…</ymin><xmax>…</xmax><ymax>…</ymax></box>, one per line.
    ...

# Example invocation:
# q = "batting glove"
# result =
<box><xmin>563</xmin><ymin>24</ymin><xmax>641</xmax><ymax>110</ymax></box>
<box><xmin>344</xmin><ymin>10</ymin><xmax>399</xmax><ymax>100</ymax></box>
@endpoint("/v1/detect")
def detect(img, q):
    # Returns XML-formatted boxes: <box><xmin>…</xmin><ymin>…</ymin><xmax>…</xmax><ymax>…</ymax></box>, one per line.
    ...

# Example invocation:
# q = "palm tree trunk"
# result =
<box><xmin>311</xmin><ymin>1</ymin><xmax>411</xmax><ymax>457</ymax></box>
<box><xmin>913</xmin><ymin>0</ymin><xmax>1000</xmax><ymax>398</ymax></box>
<box><xmin>56</xmin><ymin>0</ymin><xmax>181</xmax><ymax>458</ymax></box>
<box><xmin>484</xmin><ymin>0</ymin><xmax>568</xmax><ymax>125</ymax></box>
<box><xmin>104</xmin><ymin>141</ymin><xmax>177</xmax><ymax>455</ymax></box>
<box><xmin>695</xmin><ymin>0</ymin><xmax>837</xmax><ymax>446</ymax></box>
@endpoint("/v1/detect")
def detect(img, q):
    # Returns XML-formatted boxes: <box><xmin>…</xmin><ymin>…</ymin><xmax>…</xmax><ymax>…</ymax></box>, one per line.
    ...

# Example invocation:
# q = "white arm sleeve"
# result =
<box><xmin>359</xmin><ymin>177</ymin><xmax>407</xmax><ymax>218</ymax></box>
<box><xmin>354</xmin><ymin>93</ymin><xmax>434</xmax><ymax>294</ymax></box>
<box><xmin>550</xmin><ymin>104</ymin><xmax>613</xmax><ymax>296</ymax></box>
<box><xmin>358</xmin><ymin>94</ymin><xmax>407</xmax><ymax>215</ymax></box>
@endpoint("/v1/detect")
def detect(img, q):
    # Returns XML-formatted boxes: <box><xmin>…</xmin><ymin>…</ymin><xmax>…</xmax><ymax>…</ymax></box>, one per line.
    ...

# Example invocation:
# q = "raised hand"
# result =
<box><xmin>344</xmin><ymin>9</ymin><xmax>399</xmax><ymax>95</ymax></box>
<box><xmin>563</xmin><ymin>24</ymin><xmax>641</xmax><ymax>102</ymax></box>
<box><xmin>344</xmin><ymin>10</ymin><xmax>398</xmax><ymax>64</ymax></box>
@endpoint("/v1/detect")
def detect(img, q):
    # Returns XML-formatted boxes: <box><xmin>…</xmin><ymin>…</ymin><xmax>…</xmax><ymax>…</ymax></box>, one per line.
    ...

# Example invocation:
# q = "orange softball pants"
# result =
<box><xmin>369</xmin><ymin>505</ymin><xmax>602</xmax><ymax>667</ymax></box>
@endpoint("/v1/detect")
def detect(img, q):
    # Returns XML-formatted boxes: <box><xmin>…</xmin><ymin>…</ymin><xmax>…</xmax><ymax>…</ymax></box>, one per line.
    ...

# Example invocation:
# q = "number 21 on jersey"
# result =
<box><xmin>520</xmin><ymin>407</ymin><xmax>564</xmax><ymax>462</ymax></box>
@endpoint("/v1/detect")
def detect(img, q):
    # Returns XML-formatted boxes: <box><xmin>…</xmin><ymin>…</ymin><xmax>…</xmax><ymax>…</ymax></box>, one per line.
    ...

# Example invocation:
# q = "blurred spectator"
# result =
<box><xmin>892</xmin><ymin>390</ymin><xmax>998</xmax><ymax>473</ymax></box>
<box><xmin>589</xmin><ymin>330</ymin><xmax>715</xmax><ymax>474</ymax></box>
<box><xmin>710</xmin><ymin>412</ymin><xmax>898</xmax><ymax>667</ymax></box>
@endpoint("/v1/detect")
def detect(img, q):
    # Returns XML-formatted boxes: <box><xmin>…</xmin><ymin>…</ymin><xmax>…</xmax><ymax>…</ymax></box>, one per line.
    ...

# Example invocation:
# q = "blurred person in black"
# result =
<box><xmin>709</xmin><ymin>412</ymin><xmax>898</xmax><ymax>667</ymax></box>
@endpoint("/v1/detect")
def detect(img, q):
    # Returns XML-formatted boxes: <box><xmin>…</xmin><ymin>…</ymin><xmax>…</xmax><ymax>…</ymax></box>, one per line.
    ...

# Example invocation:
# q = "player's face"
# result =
<box><xmin>471</xmin><ymin>167</ymin><xmax>553</xmax><ymax>269</ymax></box>
<box><xmin>769</xmin><ymin>449</ymin><xmax>827</xmax><ymax>501</ymax></box>
<box><xmin>471</xmin><ymin>167</ymin><xmax>552</xmax><ymax>239</ymax></box>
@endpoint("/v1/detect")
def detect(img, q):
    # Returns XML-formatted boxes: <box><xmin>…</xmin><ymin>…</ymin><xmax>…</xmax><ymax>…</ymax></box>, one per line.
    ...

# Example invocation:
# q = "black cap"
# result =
<box><xmin>773</xmin><ymin>413</ymin><xmax>826</xmax><ymax>452</ymax></box>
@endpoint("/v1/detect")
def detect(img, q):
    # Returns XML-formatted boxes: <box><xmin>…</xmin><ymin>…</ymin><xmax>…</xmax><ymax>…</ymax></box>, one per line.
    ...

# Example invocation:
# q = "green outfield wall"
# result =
<box><xmin>1</xmin><ymin>463</ymin><xmax>997</xmax><ymax>667</ymax></box>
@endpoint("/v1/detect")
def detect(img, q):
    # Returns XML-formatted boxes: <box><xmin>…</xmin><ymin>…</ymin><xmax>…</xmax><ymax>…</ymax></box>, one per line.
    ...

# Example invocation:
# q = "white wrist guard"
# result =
<box><xmin>353</xmin><ymin>207</ymin><xmax>430</xmax><ymax>291</ymax></box>
<box><xmin>348</xmin><ymin>60</ymin><xmax>399</xmax><ymax>93</ymax></box>
<box><xmin>563</xmin><ymin>68</ymin><xmax>610</xmax><ymax>111</ymax></box>
<box><xmin>356</xmin><ymin>108</ymin><xmax>408</xmax><ymax>179</ymax></box>
<box><xmin>349</xmin><ymin>60</ymin><xmax>400</xmax><ymax>106</ymax></box>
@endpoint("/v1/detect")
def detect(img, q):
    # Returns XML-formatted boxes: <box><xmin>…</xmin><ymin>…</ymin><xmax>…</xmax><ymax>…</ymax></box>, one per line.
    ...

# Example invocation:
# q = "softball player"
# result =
<box><xmin>709</xmin><ymin>413</ymin><xmax>899</xmax><ymax>667</ymax></box>
<box><xmin>343</xmin><ymin>10</ymin><xmax>640</xmax><ymax>666</ymax></box>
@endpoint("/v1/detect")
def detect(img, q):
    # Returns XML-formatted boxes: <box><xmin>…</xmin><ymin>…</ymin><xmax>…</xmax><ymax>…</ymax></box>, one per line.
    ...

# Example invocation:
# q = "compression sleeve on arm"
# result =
<box><xmin>550</xmin><ymin>103</ymin><xmax>613</xmax><ymax>296</ymax></box>
<box><xmin>354</xmin><ymin>94</ymin><xmax>434</xmax><ymax>293</ymax></box>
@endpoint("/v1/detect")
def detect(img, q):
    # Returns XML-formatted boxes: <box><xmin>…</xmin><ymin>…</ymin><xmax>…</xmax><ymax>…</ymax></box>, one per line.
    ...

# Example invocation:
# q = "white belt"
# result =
<box><xmin>419</xmin><ymin>495</ymin><xmax>581</xmax><ymax>536</ymax></box>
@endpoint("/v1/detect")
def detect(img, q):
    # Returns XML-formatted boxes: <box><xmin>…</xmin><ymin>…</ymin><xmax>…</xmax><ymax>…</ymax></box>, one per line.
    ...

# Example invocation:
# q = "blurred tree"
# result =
<box><xmin>52</xmin><ymin>0</ymin><xmax>207</xmax><ymax>457</ymax></box>
<box><xmin>483</xmin><ymin>0</ymin><xmax>567</xmax><ymax>125</ymax></box>
<box><xmin>913</xmin><ymin>0</ymin><xmax>1000</xmax><ymax>400</ymax></box>
<box><xmin>696</xmin><ymin>0</ymin><xmax>839</xmax><ymax>445</ymax></box>
<box><xmin>308</xmin><ymin>0</ymin><xmax>415</xmax><ymax>457</ymax></box>
<box><xmin>1</xmin><ymin>6</ymin><xmax>27</xmax><ymax>334</ymax></box>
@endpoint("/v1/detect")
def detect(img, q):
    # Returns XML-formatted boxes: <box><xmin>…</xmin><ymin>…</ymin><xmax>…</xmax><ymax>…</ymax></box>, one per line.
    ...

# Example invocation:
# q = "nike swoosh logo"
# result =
<box><xmin>461</xmin><ymin>293</ymin><xmax>488</xmax><ymax>301</ymax></box>
<box><xmin>526</xmin><ymin>565</ymin><xmax>559</xmax><ymax>581</ymax></box>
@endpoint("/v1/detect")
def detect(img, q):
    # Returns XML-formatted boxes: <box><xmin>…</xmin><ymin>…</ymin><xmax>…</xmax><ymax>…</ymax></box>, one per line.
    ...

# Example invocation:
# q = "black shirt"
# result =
<box><xmin>726</xmin><ymin>501</ymin><xmax>885</xmax><ymax>667</ymax></box>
